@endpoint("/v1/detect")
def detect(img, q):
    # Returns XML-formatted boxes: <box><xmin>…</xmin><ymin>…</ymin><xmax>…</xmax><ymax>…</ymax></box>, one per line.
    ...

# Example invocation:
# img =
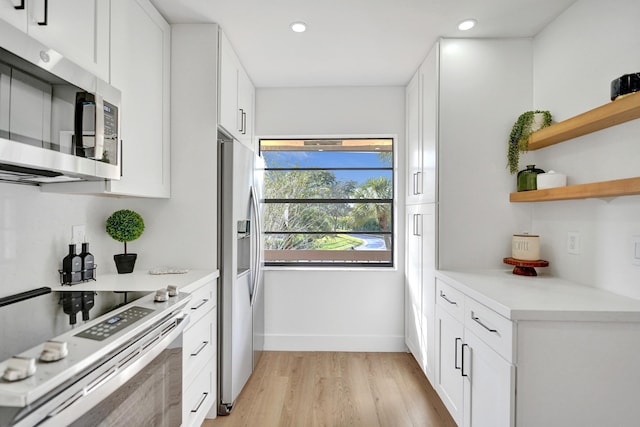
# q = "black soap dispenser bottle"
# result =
<box><xmin>62</xmin><ymin>244</ymin><xmax>82</xmax><ymax>284</ymax></box>
<box><xmin>79</xmin><ymin>242</ymin><xmax>94</xmax><ymax>281</ymax></box>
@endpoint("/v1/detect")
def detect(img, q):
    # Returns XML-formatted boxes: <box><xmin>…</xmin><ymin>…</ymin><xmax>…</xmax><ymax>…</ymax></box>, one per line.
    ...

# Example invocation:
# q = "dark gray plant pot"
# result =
<box><xmin>114</xmin><ymin>253</ymin><xmax>137</xmax><ymax>274</ymax></box>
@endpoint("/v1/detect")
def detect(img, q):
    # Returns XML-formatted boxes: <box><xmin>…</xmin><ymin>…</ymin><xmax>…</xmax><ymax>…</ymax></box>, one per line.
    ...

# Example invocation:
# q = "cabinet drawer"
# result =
<box><xmin>436</xmin><ymin>279</ymin><xmax>465</xmax><ymax>322</ymax></box>
<box><xmin>183</xmin><ymin>309</ymin><xmax>216</xmax><ymax>385</ymax></box>
<box><xmin>464</xmin><ymin>297</ymin><xmax>515</xmax><ymax>363</ymax></box>
<box><xmin>183</xmin><ymin>357</ymin><xmax>216</xmax><ymax>427</ymax></box>
<box><xmin>184</xmin><ymin>281</ymin><xmax>215</xmax><ymax>326</ymax></box>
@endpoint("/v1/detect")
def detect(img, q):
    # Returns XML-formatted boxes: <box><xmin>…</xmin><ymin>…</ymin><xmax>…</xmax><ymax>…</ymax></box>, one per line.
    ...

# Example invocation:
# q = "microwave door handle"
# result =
<box><xmin>74</xmin><ymin>93</ymin><xmax>90</xmax><ymax>157</ymax></box>
<box><xmin>94</xmin><ymin>95</ymin><xmax>105</xmax><ymax>160</ymax></box>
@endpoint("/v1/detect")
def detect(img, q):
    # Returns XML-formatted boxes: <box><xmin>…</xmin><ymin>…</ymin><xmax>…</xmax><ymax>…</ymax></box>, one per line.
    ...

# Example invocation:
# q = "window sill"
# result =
<box><xmin>263</xmin><ymin>265</ymin><xmax>398</xmax><ymax>273</ymax></box>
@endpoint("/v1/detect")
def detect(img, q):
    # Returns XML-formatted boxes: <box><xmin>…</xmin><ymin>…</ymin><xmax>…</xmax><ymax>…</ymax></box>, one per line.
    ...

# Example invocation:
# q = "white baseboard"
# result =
<box><xmin>264</xmin><ymin>334</ymin><xmax>407</xmax><ymax>352</ymax></box>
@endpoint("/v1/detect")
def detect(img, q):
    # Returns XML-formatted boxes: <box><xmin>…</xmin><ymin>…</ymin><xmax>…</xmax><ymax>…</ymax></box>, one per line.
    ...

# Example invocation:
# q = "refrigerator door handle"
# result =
<box><xmin>249</xmin><ymin>185</ymin><xmax>261</xmax><ymax>307</ymax></box>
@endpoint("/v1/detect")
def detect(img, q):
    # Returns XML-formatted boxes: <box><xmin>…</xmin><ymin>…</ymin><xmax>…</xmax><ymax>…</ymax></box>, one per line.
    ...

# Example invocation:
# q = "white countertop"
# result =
<box><xmin>50</xmin><ymin>269</ymin><xmax>219</xmax><ymax>293</ymax></box>
<box><xmin>436</xmin><ymin>269</ymin><xmax>640</xmax><ymax>322</ymax></box>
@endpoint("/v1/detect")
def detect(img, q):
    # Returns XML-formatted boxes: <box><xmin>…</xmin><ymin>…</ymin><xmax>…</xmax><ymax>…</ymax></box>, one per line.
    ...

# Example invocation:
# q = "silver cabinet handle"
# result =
<box><xmin>471</xmin><ymin>312</ymin><xmax>498</xmax><ymax>334</ymax></box>
<box><xmin>461</xmin><ymin>343</ymin><xmax>469</xmax><ymax>377</ymax></box>
<box><xmin>412</xmin><ymin>172</ymin><xmax>419</xmax><ymax>195</ymax></box>
<box><xmin>242</xmin><ymin>111</ymin><xmax>247</xmax><ymax>135</ymax></box>
<box><xmin>36</xmin><ymin>0</ymin><xmax>48</xmax><ymax>25</ymax></box>
<box><xmin>191</xmin><ymin>392</ymin><xmax>209</xmax><ymax>413</ymax></box>
<box><xmin>191</xmin><ymin>299</ymin><xmax>208</xmax><ymax>311</ymax></box>
<box><xmin>238</xmin><ymin>108</ymin><xmax>245</xmax><ymax>133</ymax></box>
<box><xmin>439</xmin><ymin>290</ymin><xmax>457</xmax><ymax>305</ymax></box>
<box><xmin>190</xmin><ymin>341</ymin><xmax>209</xmax><ymax>357</ymax></box>
<box><xmin>415</xmin><ymin>171</ymin><xmax>422</xmax><ymax>194</ymax></box>
<box><xmin>413</xmin><ymin>213</ymin><xmax>421</xmax><ymax>236</ymax></box>
<box><xmin>454</xmin><ymin>337</ymin><xmax>462</xmax><ymax>370</ymax></box>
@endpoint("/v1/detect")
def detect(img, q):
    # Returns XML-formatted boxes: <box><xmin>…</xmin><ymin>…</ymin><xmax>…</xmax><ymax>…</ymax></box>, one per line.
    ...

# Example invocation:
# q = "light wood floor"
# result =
<box><xmin>203</xmin><ymin>351</ymin><xmax>456</xmax><ymax>427</ymax></box>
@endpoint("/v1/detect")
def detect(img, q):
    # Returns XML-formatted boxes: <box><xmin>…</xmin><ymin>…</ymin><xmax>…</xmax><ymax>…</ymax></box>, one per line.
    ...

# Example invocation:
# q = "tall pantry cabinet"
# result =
<box><xmin>405</xmin><ymin>38</ymin><xmax>533</xmax><ymax>426</ymax></box>
<box><xmin>405</xmin><ymin>42</ymin><xmax>438</xmax><ymax>382</ymax></box>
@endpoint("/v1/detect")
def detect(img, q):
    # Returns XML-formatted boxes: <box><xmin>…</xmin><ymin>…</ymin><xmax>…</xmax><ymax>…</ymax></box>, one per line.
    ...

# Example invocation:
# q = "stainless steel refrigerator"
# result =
<box><xmin>217</xmin><ymin>132</ymin><xmax>265</xmax><ymax>415</ymax></box>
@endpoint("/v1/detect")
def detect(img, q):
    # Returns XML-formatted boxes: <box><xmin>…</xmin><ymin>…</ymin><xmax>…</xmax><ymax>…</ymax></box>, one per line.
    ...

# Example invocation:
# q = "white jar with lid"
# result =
<box><xmin>512</xmin><ymin>234</ymin><xmax>540</xmax><ymax>260</ymax></box>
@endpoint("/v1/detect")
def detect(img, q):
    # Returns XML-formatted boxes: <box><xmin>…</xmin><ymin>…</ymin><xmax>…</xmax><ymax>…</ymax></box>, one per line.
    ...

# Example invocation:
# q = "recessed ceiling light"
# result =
<box><xmin>290</xmin><ymin>21</ymin><xmax>307</xmax><ymax>33</ymax></box>
<box><xmin>458</xmin><ymin>19</ymin><xmax>477</xmax><ymax>31</ymax></box>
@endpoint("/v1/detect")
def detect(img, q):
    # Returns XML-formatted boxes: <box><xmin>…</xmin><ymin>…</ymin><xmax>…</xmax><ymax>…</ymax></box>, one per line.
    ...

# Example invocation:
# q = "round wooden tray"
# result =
<box><xmin>503</xmin><ymin>257</ymin><xmax>549</xmax><ymax>276</ymax></box>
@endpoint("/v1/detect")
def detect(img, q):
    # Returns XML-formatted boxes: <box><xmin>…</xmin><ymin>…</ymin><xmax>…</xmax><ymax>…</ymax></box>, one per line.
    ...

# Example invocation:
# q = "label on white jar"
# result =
<box><xmin>512</xmin><ymin>234</ymin><xmax>540</xmax><ymax>260</ymax></box>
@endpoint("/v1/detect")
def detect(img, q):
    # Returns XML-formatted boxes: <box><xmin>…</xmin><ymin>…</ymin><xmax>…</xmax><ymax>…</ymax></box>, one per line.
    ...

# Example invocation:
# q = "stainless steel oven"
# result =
<box><xmin>0</xmin><ymin>291</ymin><xmax>190</xmax><ymax>427</ymax></box>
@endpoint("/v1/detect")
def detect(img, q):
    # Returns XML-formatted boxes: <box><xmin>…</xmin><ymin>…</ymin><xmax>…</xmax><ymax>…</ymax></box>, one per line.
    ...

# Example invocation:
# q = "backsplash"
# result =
<box><xmin>0</xmin><ymin>183</ymin><xmax>132</xmax><ymax>359</ymax></box>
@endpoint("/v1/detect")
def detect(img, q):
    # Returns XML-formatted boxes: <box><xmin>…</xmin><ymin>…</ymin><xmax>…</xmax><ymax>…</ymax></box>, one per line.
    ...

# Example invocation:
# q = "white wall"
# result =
<box><xmin>437</xmin><ymin>38</ymin><xmax>534</xmax><ymax>269</ymax></box>
<box><xmin>256</xmin><ymin>86</ymin><xmax>406</xmax><ymax>351</ymax></box>
<box><xmin>530</xmin><ymin>0</ymin><xmax>640</xmax><ymax>299</ymax></box>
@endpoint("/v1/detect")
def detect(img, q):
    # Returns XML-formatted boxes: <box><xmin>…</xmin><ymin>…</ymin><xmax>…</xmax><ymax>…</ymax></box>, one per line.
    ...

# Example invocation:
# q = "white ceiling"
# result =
<box><xmin>149</xmin><ymin>0</ymin><xmax>577</xmax><ymax>88</ymax></box>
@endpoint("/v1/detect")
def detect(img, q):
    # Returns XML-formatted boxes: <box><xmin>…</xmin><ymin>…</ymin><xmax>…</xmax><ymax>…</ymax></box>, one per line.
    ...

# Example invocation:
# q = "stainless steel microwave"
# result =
<box><xmin>0</xmin><ymin>19</ymin><xmax>121</xmax><ymax>184</ymax></box>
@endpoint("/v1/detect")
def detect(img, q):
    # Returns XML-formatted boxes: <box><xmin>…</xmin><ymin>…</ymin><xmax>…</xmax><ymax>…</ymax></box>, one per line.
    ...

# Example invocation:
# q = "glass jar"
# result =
<box><xmin>517</xmin><ymin>164</ymin><xmax>545</xmax><ymax>192</ymax></box>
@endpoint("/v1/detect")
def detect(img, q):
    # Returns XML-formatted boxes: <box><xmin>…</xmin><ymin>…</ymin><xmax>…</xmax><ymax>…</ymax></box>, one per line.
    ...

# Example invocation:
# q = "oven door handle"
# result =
<box><xmin>37</xmin><ymin>312</ymin><xmax>190</xmax><ymax>427</ymax></box>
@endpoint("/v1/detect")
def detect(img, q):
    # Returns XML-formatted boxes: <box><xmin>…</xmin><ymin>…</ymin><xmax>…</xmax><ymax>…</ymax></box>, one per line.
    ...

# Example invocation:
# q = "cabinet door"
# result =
<box><xmin>109</xmin><ymin>0</ymin><xmax>170</xmax><ymax>197</ymax></box>
<box><xmin>0</xmin><ymin>0</ymin><xmax>28</xmax><ymax>32</ymax></box>
<box><xmin>27</xmin><ymin>0</ymin><xmax>110</xmax><ymax>82</ymax></box>
<box><xmin>463</xmin><ymin>329</ymin><xmax>515</xmax><ymax>427</ymax></box>
<box><xmin>405</xmin><ymin>204</ymin><xmax>423</xmax><ymax>360</ymax></box>
<box><xmin>420</xmin><ymin>45</ymin><xmax>438</xmax><ymax>203</ymax></box>
<box><xmin>419</xmin><ymin>203</ymin><xmax>436</xmax><ymax>380</ymax></box>
<box><xmin>435</xmin><ymin>306</ymin><xmax>464</xmax><ymax>426</ymax></box>
<box><xmin>237</xmin><ymin>67</ymin><xmax>254</xmax><ymax>150</ymax></box>
<box><xmin>405</xmin><ymin>70</ymin><xmax>422</xmax><ymax>204</ymax></box>
<box><xmin>219</xmin><ymin>31</ymin><xmax>240</xmax><ymax>140</ymax></box>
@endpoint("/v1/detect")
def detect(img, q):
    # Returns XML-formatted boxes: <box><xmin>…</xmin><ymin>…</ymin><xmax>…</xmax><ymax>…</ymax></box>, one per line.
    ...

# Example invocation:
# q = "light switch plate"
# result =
<box><xmin>633</xmin><ymin>236</ymin><xmax>640</xmax><ymax>266</ymax></box>
<box><xmin>567</xmin><ymin>231</ymin><xmax>580</xmax><ymax>255</ymax></box>
<box><xmin>72</xmin><ymin>225</ymin><xmax>85</xmax><ymax>246</ymax></box>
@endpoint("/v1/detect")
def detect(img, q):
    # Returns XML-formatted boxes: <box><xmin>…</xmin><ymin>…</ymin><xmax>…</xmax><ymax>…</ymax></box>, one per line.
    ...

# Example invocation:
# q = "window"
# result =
<box><xmin>260</xmin><ymin>138</ymin><xmax>394</xmax><ymax>266</ymax></box>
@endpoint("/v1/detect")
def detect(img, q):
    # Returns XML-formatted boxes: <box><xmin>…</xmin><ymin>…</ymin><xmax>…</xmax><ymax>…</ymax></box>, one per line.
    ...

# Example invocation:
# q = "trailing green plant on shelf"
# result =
<box><xmin>507</xmin><ymin>110</ymin><xmax>552</xmax><ymax>174</ymax></box>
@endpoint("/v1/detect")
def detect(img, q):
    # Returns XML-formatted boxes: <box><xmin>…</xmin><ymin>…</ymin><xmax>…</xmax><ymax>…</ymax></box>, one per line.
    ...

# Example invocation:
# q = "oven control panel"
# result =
<box><xmin>75</xmin><ymin>306</ymin><xmax>154</xmax><ymax>341</ymax></box>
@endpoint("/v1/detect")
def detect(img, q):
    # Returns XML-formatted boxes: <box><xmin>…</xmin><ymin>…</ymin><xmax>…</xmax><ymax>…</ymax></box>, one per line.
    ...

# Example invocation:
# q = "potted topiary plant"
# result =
<box><xmin>507</xmin><ymin>110</ymin><xmax>552</xmax><ymax>174</ymax></box>
<box><xmin>106</xmin><ymin>209</ymin><xmax>145</xmax><ymax>274</ymax></box>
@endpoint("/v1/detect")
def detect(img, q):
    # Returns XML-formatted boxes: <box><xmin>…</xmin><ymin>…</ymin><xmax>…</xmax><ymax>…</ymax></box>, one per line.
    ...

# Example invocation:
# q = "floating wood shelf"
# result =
<box><xmin>527</xmin><ymin>91</ymin><xmax>640</xmax><ymax>150</ymax></box>
<box><xmin>510</xmin><ymin>177</ymin><xmax>640</xmax><ymax>202</ymax></box>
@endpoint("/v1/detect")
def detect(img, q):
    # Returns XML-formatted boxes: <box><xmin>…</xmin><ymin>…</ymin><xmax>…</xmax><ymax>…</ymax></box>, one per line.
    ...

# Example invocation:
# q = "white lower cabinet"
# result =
<box><xmin>435</xmin><ymin>307</ymin><xmax>464</xmax><ymax>425</ymax></box>
<box><xmin>435</xmin><ymin>279</ymin><xmax>515</xmax><ymax>427</ymax></box>
<box><xmin>463</xmin><ymin>328</ymin><xmax>514</xmax><ymax>427</ymax></box>
<box><xmin>434</xmin><ymin>271</ymin><xmax>640</xmax><ymax>426</ymax></box>
<box><xmin>181</xmin><ymin>278</ymin><xmax>217</xmax><ymax>426</ymax></box>
<box><xmin>405</xmin><ymin>203</ymin><xmax>436</xmax><ymax>381</ymax></box>
<box><xmin>183</xmin><ymin>357</ymin><xmax>216</xmax><ymax>427</ymax></box>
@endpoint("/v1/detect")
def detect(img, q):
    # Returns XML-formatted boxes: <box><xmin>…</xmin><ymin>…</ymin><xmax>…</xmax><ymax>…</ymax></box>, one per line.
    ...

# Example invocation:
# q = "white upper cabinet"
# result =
<box><xmin>218</xmin><ymin>30</ymin><xmax>255</xmax><ymax>151</ymax></box>
<box><xmin>108</xmin><ymin>0</ymin><xmax>170</xmax><ymax>197</ymax></box>
<box><xmin>42</xmin><ymin>0</ymin><xmax>171</xmax><ymax>198</ymax></box>
<box><xmin>0</xmin><ymin>0</ymin><xmax>110</xmax><ymax>82</ymax></box>
<box><xmin>405</xmin><ymin>71</ymin><xmax>422</xmax><ymax>204</ymax></box>
<box><xmin>420</xmin><ymin>46</ymin><xmax>438</xmax><ymax>204</ymax></box>
<box><xmin>405</xmin><ymin>42</ymin><xmax>438</xmax><ymax>205</ymax></box>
